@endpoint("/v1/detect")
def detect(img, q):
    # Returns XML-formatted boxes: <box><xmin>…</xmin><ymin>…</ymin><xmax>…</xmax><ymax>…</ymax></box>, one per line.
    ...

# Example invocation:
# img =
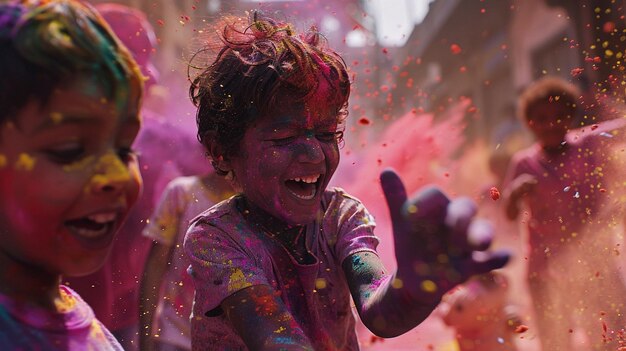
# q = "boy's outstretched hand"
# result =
<box><xmin>380</xmin><ymin>169</ymin><xmax>510</xmax><ymax>304</ymax></box>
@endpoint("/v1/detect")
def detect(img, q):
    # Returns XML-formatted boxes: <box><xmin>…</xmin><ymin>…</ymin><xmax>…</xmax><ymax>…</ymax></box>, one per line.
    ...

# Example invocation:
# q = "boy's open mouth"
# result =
<box><xmin>285</xmin><ymin>174</ymin><xmax>321</xmax><ymax>201</ymax></box>
<box><xmin>65</xmin><ymin>212</ymin><xmax>117</xmax><ymax>239</ymax></box>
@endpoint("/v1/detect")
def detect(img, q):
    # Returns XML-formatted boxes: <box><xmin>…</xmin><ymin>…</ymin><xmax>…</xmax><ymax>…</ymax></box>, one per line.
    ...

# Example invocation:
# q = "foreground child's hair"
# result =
<box><xmin>189</xmin><ymin>11</ymin><xmax>350</xmax><ymax>169</ymax></box>
<box><xmin>0</xmin><ymin>0</ymin><xmax>143</xmax><ymax>123</ymax></box>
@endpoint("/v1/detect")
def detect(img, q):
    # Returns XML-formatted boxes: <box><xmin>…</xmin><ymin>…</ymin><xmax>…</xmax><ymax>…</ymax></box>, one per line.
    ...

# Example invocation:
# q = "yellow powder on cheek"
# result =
<box><xmin>63</xmin><ymin>155</ymin><xmax>95</xmax><ymax>172</ymax></box>
<box><xmin>14</xmin><ymin>153</ymin><xmax>36</xmax><ymax>171</ymax></box>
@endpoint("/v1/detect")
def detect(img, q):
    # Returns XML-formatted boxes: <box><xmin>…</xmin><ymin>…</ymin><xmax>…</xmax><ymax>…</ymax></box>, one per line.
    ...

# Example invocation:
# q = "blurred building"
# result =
<box><xmin>387</xmin><ymin>0</ymin><xmax>624</xmax><ymax>147</ymax></box>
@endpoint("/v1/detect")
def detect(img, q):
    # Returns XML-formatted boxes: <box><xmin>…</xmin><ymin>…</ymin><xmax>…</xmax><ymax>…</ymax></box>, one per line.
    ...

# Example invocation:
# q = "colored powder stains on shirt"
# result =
<box><xmin>227</xmin><ymin>268</ymin><xmax>251</xmax><ymax>293</ymax></box>
<box><xmin>62</xmin><ymin>155</ymin><xmax>95</xmax><ymax>172</ymax></box>
<box><xmin>54</xmin><ymin>287</ymin><xmax>77</xmax><ymax>313</ymax></box>
<box><xmin>15</xmin><ymin>153</ymin><xmax>35</xmax><ymax>171</ymax></box>
<box><xmin>250</xmin><ymin>292</ymin><xmax>280</xmax><ymax>316</ymax></box>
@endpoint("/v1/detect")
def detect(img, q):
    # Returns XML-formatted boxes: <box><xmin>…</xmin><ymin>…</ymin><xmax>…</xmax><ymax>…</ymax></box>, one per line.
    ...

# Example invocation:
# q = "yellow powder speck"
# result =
<box><xmin>50</xmin><ymin>112</ymin><xmax>64</xmax><ymax>124</ymax></box>
<box><xmin>391</xmin><ymin>278</ymin><xmax>403</xmax><ymax>289</ymax></box>
<box><xmin>421</xmin><ymin>280</ymin><xmax>437</xmax><ymax>293</ymax></box>
<box><xmin>15</xmin><ymin>153</ymin><xmax>36</xmax><ymax>171</ymax></box>
<box><xmin>315</xmin><ymin>278</ymin><xmax>327</xmax><ymax>290</ymax></box>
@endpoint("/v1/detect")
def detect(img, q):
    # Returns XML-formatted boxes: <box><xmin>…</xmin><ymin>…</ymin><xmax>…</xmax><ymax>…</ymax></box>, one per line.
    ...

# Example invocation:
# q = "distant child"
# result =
<box><xmin>0</xmin><ymin>0</ymin><xmax>143</xmax><ymax>349</ymax></box>
<box><xmin>440</xmin><ymin>272</ymin><xmax>521</xmax><ymax>351</ymax></box>
<box><xmin>184</xmin><ymin>12</ymin><xmax>509</xmax><ymax>350</ymax></box>
<box><xmin>503</xmin><ymin>76</ymin><xmax>626</xmax><ymax>350</ymax></box>
<box><xmin>140</xmin><ymin>173</ymin><xmax>232</xmax><ymax>351</ymax></box>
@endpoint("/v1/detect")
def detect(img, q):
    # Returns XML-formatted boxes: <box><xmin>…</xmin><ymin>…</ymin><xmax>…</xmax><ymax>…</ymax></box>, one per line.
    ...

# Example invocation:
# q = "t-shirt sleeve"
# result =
<box><xmin>502</xmin><ymin>151</ymin><xmax>530</xmax><ymax>189</ymax></box>
<box><xmin>142</xmin><ymin>179</ymin><xmax>186</xmax><ymax>245</ymax></box>
<box><xmin>331</xmin><ymin>190</ymin><xmax>379</xmax><ymax>263</ymax></box>
<box><xmin>184</xmin><ymin>219</ymin><xmax>270</xmax><ymax>314</ymax></box>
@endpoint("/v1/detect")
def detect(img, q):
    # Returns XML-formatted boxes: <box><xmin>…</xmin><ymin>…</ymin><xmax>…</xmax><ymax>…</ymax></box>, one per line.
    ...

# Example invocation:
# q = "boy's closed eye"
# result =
<box><xmin>266</xmin><ymin>131</ymin><xmax>344</xmax><ymax>146</ymax></box>
<box><xmin>44</xmin><ymin>142</ymin><xmax>86</xmax><ymax>164</ymax></box>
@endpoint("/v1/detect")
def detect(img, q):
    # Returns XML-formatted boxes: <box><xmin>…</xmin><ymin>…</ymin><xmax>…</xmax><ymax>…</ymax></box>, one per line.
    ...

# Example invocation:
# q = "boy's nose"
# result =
<box><xmin>297</xmin><ymin>136</ymin><xmax>325</xmax><ymax>163</ymax></box>
<box><xmin>88</xmin><ymin>153</ymin><xmax>132</xmax><ymax>194</ymax></box>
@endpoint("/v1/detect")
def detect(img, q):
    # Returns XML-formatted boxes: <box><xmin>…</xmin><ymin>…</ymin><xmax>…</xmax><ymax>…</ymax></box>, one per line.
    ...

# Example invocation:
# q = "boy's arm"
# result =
<box><xmin>342</xmin><ymin>252</ymin><xmax>440</xmax><ymax>337</ymax></box>
<box><xmin>139</xmin><ymin>241</ymin><xmax>173</xmax><ymax>350</ymax></box>
<box><xmin>221</xmin><ymin>284</ymin><xmax>314</xmax><ymax>350</ymax></box>
<box><xmin>344</xmin><ymin>170</ymin><xmax>509</xmax><ymax>337</ymax></box>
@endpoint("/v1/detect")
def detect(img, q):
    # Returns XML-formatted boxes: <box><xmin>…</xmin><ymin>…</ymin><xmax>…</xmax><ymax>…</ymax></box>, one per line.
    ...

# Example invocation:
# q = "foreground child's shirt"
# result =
<box><xmin>0</xmin><ymin>285</ymin><xmax>122</xmax><ymax>350</ymax></box>
<box><xmin>185</xmin><ymin>188</ymin><xmax>379</xmax><ymax>351</ymax></box>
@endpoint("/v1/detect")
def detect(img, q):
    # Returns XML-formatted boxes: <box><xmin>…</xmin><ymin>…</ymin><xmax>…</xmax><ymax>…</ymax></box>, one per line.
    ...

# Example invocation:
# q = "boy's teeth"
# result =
<box><xmin>73</xmin><ymin>226</ymin><xmax>108</xmax><ymax>238</ymax></box>
<box><xmin>87</xmin><ymin>212</ymin><xmax>116</xmax><ymax>224</ymax></box>
<box><xmin>290</xmin><ymin>175</ymin><xmax>320</xmax><ymax>184</ymax></box>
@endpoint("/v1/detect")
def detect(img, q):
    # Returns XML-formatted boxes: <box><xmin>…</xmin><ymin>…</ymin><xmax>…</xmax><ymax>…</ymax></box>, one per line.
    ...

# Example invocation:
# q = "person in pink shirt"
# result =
<box><xmin>140</xmin><ymin>172</ymin><xmax>232</xmax><ymax>351</ymax></box>
<box><xmin>184</xmin><ymin>12</ymin><xmax>509</xmax><ymax>350</ymax></box>
<box><xmin>0</xmin><ymin>0</ymin><xmax>144</xmax><ymax>349</ymax></box>
<box><xmin>503</xmin><ymin>76</ymin><xmax>626</xmax><ymax>350</ymax></box>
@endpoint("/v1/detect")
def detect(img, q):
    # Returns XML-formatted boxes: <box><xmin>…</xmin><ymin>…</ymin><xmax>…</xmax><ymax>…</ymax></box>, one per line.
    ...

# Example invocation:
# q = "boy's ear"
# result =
<box><xmin>203</xmin><ymin>131</ymin><xmax>232</xmax><ymax>175</ymax></box>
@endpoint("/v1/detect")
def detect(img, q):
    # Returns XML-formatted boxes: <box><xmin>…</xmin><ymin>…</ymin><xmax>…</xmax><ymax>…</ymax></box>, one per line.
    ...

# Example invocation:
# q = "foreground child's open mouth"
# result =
<box><xmin>285</xmin><ymin>174</ymin><xmax>321</xmax><ymax>201</ymax></box>
<box><xmin>65</xmin><ymin>212</ymin><xmax>117</xmax><ymax>239</ymax></box>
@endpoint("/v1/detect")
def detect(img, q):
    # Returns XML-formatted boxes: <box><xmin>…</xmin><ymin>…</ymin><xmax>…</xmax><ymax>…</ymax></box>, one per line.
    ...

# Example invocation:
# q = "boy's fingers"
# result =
<box><xmin>466</xmin><ymin>250</ymin><xmax>511</xmax><ymax>276</ymax></box>
<box><xmin>405</xmin><ymin>186</ymin><xmax>450</xmax><ymax>227</ymax></box>
<box><xmin>380</xmin><ymin>169</ymin><xmax>408</xmax><ymax>225</ymax></box>
<box><xmin>467</xmin><ymin>219</ymin><xmax>494</xmax><ymax>251</ymax></box>
<box><xmin>445</xmin><ymin>197</ymin><xmax>477</xmax><ymax>249</ymax></box>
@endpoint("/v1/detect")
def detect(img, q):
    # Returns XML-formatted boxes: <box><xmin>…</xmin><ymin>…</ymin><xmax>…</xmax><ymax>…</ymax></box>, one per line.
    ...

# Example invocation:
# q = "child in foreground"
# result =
<box><xmin>0</xmin><ymin>0</ymin><xmax>143</xmax><ymax>349</ymax></box>
<box><xmin>185</xmin><ymin>12</ymin><xmax>509</xmax><ymax>350</ymax></box>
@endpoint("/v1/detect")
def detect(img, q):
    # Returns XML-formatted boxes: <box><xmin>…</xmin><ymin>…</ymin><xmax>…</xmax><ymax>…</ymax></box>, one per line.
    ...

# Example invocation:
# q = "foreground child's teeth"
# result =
<box><xmin>87</xmin><ymin>212</ymin><xmax>116</xmax><ymax>224</ymax></box>
<box><xmin>72</xmin><ymin>226</ymin><xmax>108</xmax><ymax>238</ymax></box>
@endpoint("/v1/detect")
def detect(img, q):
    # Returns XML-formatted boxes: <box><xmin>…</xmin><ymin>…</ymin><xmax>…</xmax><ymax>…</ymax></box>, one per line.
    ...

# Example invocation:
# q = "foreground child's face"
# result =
<box><xmin>0</xmin><ymin>78</ymin><xmax>142</xmax><ymax>278</ymax></box>
<box><xmin>230</xmin><ymin>106</ymin><xmax>341</xmax><ymax>226</ymax></box>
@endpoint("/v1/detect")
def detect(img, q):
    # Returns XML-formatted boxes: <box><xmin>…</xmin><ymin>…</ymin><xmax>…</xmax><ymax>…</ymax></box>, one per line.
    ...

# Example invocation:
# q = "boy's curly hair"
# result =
<box><xmin>0</xmin><ymin>0</ymin><xmax>143</xmax><ymax>123</ymax></box>
<box><xmin>189</xmin><ymin>11</ymin><xmax>350</xmax><ymax>165</ymax></box>
<box><xmin>517</xmin><ymin>76</ymin><xmax>581</xmax><ymax>122</ymax></box>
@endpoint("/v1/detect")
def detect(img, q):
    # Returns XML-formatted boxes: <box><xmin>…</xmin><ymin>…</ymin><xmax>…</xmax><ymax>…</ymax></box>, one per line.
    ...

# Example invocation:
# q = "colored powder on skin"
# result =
<box><xmin>0</xmin><ymin>154</ymin><xmax>6</xmax><ymax>168</ymax></box>
<box><xmin>86</xmin><ymin>153</ymin><xmax>130</xmax><ymax>193</ymax></box>
<box><xmin>14</xmin><ymin>153</ymin><xmax>35</xmax><ymax>171</ymax></box>
<box><xmin>62</xmin><ymin>155</ymin><xmax>94</xmax><ymax>172</ymax></box>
